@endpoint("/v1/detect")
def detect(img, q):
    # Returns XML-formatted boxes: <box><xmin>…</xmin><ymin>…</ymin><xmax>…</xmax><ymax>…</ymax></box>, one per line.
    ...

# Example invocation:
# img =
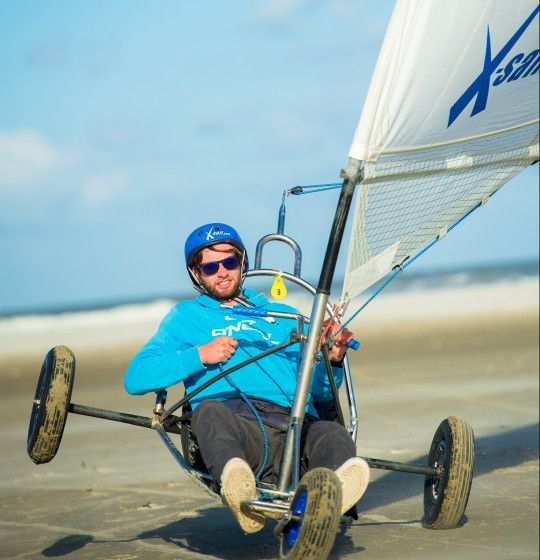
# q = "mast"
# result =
<box><xmin>277</xmin><ymin>158</ymin><xmax>362</xmax><ymax>491</ymax></box>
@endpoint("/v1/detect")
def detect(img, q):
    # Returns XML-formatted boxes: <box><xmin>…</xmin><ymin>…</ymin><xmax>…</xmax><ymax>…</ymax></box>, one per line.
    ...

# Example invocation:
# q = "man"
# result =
<box><xmin>125</xmin><ymin>223</ymin><xmax>369</xmax><ymax>533</ymax></box>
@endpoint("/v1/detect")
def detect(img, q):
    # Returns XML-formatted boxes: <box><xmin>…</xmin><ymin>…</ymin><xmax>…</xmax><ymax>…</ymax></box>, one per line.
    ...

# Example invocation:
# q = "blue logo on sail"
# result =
<box><xmin>448</xmin><ymin>5</ymin><xmax>539</xmax><ymax>128</ymax></box>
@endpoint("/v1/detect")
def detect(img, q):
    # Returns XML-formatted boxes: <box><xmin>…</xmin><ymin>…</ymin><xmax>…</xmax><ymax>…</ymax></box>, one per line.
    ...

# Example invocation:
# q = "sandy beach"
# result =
<box><xmin>0</xmin><ymin>299</ymin><xmax>538</xmax><ymax>559</ymax></box>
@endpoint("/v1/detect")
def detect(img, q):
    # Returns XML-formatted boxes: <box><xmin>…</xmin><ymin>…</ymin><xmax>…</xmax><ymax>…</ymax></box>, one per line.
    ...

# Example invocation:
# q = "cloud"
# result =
<box><xmin>253</xmin><ymin>0</ymin><xmax>364</xmax><ymax>23</ymax></box>
<box><xmin>0</xmin><ymin>129</ymin><xmax>63</xmax><ymax>189</ymax></box>
<box><xmin>253</xmin><ymin>0</ymin><xmax>316</xmax><ymax>22</ymax></box>
<box><xmin>81</xmin><ymin>171</ymin><xmax>130</xmax><ymax>206</ymax></box>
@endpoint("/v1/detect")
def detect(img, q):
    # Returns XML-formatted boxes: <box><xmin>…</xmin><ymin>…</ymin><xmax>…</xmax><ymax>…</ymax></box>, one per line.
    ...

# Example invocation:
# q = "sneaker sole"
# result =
<box><xmin>336</xmin><ymin>457</ymin><xmax>370</xmax><ymax>514</ymax></box>
<box><xmin>221</xmin><ymin>458</ymin><xmax>266</xmax><ymax>533</ymax></box>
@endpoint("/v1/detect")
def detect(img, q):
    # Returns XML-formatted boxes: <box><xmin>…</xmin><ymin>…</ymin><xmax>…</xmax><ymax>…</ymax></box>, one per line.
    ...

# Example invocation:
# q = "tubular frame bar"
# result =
<box><xmin>290</xmin><ymin>418</ymin><xmax>302</xmax><ymax>489</ymax></box>
<box><xmin>342</xmin><ymin>356</ymin><xmax>358</xmax><ymax>442</ymax></box>
<box><xmin>246</xmin><ymin>268</ymin><xmax>321</xmax><ymax>295</ymax></box>
<box><xmin>70</xmin><ymin>403</ymin><xmax>154</xmax><ymax>430</ymax></box>
<box><xmin>277</xmin><ymin>293</ymin><xmax>329</xmax><ymax>492</ymax></box>
<box><xmin>277</xmin><ymin>167</ymin><xmax>361</xmax><ymax>492</ymax></box>
<box><xmin>242</xmin><ymin>500</ymin><xmax>296</xmax><ymax>520</ymax></box>
<box><xmin>362</xmin><ymin>457</ymin><xmax>442</xmax><ymax>477</ymax></box>
<box><xmin>161</xmin><ymin>337</ymin><xmax>299</xmax><ymax>420</ymax></box>
<box><xmin>254</xmin><ymin>233</ymin><xmax>302</xmax><ymax>277</ymax></box>
<box><xmin>320</xmin><ymin>344</ymin><xmax>346</xmax><ymax>427</ymax></box>
<box><xmin>154</xmin><ymin>423</ymin><xmax>212</xmax><ymax>479</ymax></box>
<box><xmin>153</xmin><ymin>423</ymin><xmax>223</xmax><ymax>502</ymax></box>
<box><xmin>255</xmin><ymin>485</ymin><xmax>293</xmax><ymax>499</ymax></box>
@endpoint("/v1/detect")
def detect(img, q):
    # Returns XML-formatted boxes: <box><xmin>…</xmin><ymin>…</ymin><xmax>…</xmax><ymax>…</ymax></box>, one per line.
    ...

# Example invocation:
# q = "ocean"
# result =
<box><xmin>0</xmin><ymin>260</ymin><xmax>537</xmax><ymax>358</ymax></box>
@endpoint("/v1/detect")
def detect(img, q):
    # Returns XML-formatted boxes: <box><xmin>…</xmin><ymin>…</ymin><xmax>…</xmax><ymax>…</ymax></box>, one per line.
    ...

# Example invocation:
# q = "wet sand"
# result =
<box><xmin>0</xmin><ymin>310</ymin><xmax>538</xmax><ymax>559</ymax></box>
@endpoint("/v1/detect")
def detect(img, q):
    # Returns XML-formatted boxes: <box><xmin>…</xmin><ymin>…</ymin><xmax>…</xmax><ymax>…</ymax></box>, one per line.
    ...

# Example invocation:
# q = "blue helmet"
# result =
<box><xmin>184</xmin><ymin>222</ymin><xmax>248</xmax><ymax>270</ymax></box>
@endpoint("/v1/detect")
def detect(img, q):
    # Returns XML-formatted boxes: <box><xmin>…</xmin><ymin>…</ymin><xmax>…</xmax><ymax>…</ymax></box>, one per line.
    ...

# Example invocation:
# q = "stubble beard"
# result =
<box><xmin>200</xmin><ymin>275</ymin><xmax>243</xmax><ymax>302</ymax></box>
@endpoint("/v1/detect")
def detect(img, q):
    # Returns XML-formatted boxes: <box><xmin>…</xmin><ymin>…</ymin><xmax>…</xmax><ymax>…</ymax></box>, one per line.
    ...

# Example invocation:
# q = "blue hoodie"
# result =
<box><xmin>124</xmin><ymin>288</ymin><xmax>343</xmax><ymax>417</ymax></box>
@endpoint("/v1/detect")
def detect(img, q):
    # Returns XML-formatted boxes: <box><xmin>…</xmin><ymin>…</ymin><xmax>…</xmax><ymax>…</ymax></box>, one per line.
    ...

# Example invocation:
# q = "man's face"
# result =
<box><xmin>194</xmin><ymin>244</ymin><xmax>243</xmax><ymax>301</ymax></box>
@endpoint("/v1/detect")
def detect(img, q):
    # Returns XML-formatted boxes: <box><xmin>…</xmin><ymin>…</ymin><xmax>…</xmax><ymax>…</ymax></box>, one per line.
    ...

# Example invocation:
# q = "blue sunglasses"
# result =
<box><xmin>198</xmin><ymin>255</ymin><xmax>241</xmax><ymax>276</ymax></box>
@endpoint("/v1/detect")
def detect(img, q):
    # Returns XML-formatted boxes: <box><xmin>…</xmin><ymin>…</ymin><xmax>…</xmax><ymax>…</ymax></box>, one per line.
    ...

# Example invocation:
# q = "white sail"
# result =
<box><xmin>342</xmin><ymin>0</ymin><xmax>539</xmax><ymax>305</ymax></box>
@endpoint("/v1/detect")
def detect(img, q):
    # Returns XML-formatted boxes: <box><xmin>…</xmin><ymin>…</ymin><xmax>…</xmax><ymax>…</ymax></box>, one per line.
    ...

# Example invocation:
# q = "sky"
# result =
<box><xmin>0</xmin><ymin>0</ymin><xmax>538</xmax><ymax>314</ymax></box>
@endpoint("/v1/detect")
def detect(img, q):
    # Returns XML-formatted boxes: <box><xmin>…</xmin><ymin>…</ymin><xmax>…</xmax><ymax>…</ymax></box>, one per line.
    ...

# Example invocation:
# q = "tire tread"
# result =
<box><xmin>280</xmin><ymin>468</ymin><xmax>342</xmax><ymax>560</ymax></box>
<box><xmin>424</xmin><ymin>415</ymin><xmax>475</xmax><ymax>529</ymax></box>
<box><xmin>27</xmin><ymin>346</ymin><xmax>75</xmax><ymax>464</ymax></box>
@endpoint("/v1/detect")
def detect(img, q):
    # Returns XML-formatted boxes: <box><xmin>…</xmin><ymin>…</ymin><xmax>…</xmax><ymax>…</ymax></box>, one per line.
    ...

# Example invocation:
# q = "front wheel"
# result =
<box><xmin>423</xmin><ymin>416</ymin><xmax>475</xmax><ymax>529</ymax></box>
<box><xmin>278</xmin><ymin>468</ymin><xmax>342</xmax><ymax>560</ymax></box>
<box><xmin>27</xmin><ymin>346</ymin><xmax>75</xmax><ymax>464</ymax></box>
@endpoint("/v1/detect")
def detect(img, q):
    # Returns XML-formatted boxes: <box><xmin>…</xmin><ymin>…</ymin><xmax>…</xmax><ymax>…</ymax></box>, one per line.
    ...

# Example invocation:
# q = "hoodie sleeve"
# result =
<box><xmin>309</xmin><ymin>358</ymin><xmax>345</xmax><ymax>403</ymax></box>
<box><xmin>124</xmin><ymin>305</ymin><xmax>205</xmax><ymax>395</ymax></box>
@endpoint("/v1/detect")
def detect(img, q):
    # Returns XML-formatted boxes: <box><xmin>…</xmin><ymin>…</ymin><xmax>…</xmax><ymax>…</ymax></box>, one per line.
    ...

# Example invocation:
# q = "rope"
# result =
<box><xmin>288</xmin><ymin>182</ymin><xmax>342</xmax><ymax>195</ymax></box>
<box><xmin>336</xmin><ymin>197</ymin><xmax>487</xmax><ymax>333</ymax></box>
<box><xmin>278</xmin><ymin>179</ymin><xmax>488</xmax><ymax>350</ymax></box>
<box><xmin>336</xmin><ymin>237</ymin><xmax>438</xmax><ymax>333</ymax></box>
<box><xmin>239</xmin><ymin>393</ymin><xmax>270</xmax><ymax>483</ymax></box>
<box><xmin>222</xmin><ymin>367</ymin><xmax>269</xmax><ymax>483</ymax></box>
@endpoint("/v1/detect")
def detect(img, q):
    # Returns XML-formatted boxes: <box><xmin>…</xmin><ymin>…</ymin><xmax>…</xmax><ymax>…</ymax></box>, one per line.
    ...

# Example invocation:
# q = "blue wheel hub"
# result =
<box><xmin>286</xmin><ymin>490</ymin><xmax>308</xmax><ymax>547</ymax></box>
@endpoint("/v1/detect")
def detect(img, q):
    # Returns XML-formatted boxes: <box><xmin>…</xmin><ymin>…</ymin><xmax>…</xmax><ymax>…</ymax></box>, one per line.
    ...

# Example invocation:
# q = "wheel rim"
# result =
<box><xmin>430</xmin><ymin>439</ymin><xmax>446</xmax><ymax>501</ymax></box>
<box><xmin>286</xmin><ymin>490</ymin><xmax>308</xmax><ymax>547</ymax></box>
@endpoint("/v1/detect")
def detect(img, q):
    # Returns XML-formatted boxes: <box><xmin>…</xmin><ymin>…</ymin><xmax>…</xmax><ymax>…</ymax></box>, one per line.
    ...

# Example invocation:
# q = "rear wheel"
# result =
<box><xmin>423</xmin><ymin>416</ymin><xmax>475</xmax><ymax>529</ymax></box>
<box><xmin>27</xmin><ymin>346</ymin><xmax>75</xmax><ymax>464</ymax></box>
<box><xmin>278</xmin><ymin>468</ymin><xmax>342</xmax><ymax>560</ymax></box>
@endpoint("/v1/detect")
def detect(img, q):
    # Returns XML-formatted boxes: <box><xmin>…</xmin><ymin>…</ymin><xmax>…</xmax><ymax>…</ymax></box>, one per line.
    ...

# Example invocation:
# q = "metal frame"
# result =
<box><xmin>254</xmin><ymin>234</ymin><xmax>302</xmax><ymax>277</ymax></box>
<box><xmin>67</xmin><ymin>161</ymin><xmax>444</xmax><ymax>520</ymax></box>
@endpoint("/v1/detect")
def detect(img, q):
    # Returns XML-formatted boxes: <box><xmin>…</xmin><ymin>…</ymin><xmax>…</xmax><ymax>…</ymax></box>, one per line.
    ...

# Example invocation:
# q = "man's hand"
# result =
<box><xmin>198</xmin><ymin>336</ymin><xmax>238</xmax><ymax>365</ymax></box>
<box><xmin>320</xmin><ymin>317</ymin><xmax>354</xmax><ymax>363</ymax></box>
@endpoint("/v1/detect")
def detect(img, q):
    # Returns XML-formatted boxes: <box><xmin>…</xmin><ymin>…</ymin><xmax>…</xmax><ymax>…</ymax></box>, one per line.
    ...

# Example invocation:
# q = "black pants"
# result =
<box><xmin>191</xmin><ymin>399</ymin><xmax>357</xmax><ymax>484</ymax></box>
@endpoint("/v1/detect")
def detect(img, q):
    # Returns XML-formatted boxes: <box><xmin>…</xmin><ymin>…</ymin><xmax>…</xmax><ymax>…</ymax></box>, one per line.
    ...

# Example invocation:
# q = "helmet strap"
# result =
<box><xmin>188</xmin><ymin>266</ymin><xmax>208</xmax><ymax>295</ymax></box>
<box><xmin>240</xmin><ymin>252</ymin><xmax>247</xmax><ymax>280</ymax></box>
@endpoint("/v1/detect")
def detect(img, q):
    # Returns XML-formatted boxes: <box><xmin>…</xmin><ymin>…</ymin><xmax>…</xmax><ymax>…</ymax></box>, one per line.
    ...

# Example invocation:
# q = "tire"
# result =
<box><xmin>27</xmin><ymin>346</ymin><xmax>75</xmax><ymax>464</ymax></box>
<box><xmin>423</xmin><ymin>416</ymin><xmax>475</xmax><ymax>529</ymax></box>
<box><xmin>279</xmin><ymin>468</ymin><xmax>342</xmax><ymax>560</ymax></box>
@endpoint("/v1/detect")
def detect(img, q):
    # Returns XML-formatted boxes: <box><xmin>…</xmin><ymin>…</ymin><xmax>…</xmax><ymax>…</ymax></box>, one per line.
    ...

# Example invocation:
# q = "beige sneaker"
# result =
<box><xmin>221</xmin><ymin>458</ymin><xmax>267</xmax><ymax>533</ymax></box>
<box><xmin>335</xmin><ymin>457</ymin><xmax>370</xmax><ymax>514</ymax></box>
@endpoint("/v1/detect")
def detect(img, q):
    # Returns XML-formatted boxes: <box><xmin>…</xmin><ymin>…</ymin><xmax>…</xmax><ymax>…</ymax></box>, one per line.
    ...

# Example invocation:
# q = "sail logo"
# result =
<box><xmin>492</xmin><ymin>49</ymin><xmax>539</xmax><ymax>86</ymax></box>
<box><xmin>448</xmin><ymin>4</ymin><xmax>539</xmax><ymax>128</ymax></box>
